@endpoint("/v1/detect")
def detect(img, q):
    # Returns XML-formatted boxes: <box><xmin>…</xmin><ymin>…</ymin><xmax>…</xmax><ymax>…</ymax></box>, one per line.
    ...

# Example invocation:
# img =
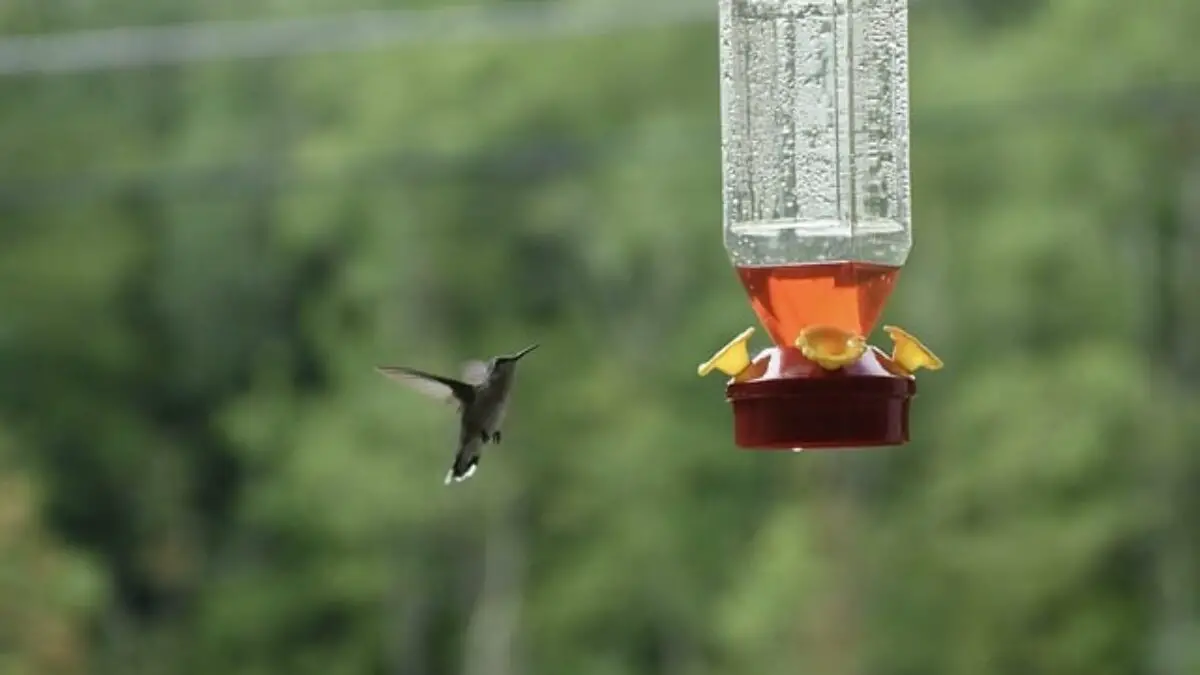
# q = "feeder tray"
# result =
<box><xmin>698</xmin><ymin>325</ymin><xmax>942</xmax><ymax>449</ymax></box>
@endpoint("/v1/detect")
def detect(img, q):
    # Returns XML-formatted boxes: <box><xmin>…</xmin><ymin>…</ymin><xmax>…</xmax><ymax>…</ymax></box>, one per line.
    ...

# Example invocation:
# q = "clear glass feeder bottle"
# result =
<box><xmin>720</xmin><ymin>0</ymin><xmax>912</xmax><ymax>347</ymax></box>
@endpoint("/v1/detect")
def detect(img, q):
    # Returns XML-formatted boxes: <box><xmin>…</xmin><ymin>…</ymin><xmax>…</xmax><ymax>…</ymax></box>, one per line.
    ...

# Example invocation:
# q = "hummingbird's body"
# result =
<box><xmin>377</xmin><ymin>344</ymin><xmax>537</xmax><ymax>485</ymax></box>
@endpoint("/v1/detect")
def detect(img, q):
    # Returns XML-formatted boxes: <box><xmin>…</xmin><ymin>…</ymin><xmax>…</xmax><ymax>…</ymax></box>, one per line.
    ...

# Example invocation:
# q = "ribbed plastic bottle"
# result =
<box><xmin>721</xmin><ymin>0</ymin><xmax>911</xmax><ymax>345</ymax></box>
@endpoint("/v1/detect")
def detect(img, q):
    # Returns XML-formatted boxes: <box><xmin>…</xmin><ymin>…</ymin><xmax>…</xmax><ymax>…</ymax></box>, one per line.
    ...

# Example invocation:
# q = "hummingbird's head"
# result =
<box><xmin>490</xmin><ymin>343</ymin><xmax>539</xmax><ymax>372</ymax></box>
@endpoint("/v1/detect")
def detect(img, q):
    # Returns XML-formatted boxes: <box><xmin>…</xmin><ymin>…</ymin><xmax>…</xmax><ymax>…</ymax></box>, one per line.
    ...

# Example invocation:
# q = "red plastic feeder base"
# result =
<box><xmin>725</xmin><ymin>345</ymin><xmax>917</xmax><ymax>450</ymax></box>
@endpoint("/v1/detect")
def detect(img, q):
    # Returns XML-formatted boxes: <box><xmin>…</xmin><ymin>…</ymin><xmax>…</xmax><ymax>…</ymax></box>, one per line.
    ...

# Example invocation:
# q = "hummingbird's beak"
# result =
<box><xmin>511</xmin><ymin>343</ymin><xmax>539</xmax><ymax>360</ymax></box>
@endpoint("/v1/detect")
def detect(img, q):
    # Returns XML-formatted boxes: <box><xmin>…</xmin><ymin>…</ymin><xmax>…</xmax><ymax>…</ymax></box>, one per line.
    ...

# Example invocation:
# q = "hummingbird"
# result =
<box><xmin>376</xmin><ymin>344</ymin><xmax>538</xmax><ymax>485</ymax></box>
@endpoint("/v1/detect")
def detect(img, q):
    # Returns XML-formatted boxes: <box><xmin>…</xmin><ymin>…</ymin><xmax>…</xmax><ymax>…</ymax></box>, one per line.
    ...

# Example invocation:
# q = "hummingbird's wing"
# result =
<box><xmin>460</xmin><ymin>360</ymin><xmax>489</xmax><ymax>387</ymax></box>
<box><xmin>376</xmin><ymin>366</ymin><xmax>476</xmax><ymax>406</ymax></box>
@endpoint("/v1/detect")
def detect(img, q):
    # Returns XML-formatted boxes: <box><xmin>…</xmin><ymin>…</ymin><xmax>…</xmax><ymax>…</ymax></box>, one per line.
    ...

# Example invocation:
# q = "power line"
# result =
<box><xmin>0</xmin><ymin>1</ymin><xmax>714</xmax><ymax>76</ymax></box>
<box><xmin>0</xmin><ymin>141</ymin><xmax>595</xmax><ymax>207</ymax></box>
<box><xmin>0</xmin><ymin>81</ymin><xmax>1196</xmax><ymax>214</ymax></box>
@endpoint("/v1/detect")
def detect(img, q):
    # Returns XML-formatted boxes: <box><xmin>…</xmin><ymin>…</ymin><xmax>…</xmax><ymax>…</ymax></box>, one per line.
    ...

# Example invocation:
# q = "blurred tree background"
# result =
<box><xmin>0</xmin><ymin>0</ymin><xmax>1198</xmax><ymax>674</ymax></box>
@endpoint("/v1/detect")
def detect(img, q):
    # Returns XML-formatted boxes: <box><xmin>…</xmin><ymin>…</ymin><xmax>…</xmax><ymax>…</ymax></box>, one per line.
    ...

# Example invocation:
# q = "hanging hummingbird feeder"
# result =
<box><xmin>698</xmin><ymin>0</ymin><xmax>943</xmax><ymax>450</ymax></box>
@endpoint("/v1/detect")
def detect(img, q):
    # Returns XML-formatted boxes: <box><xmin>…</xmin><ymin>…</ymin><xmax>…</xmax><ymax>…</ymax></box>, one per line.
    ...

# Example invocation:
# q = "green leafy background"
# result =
<box><xmin>0</xmin><ymin>1</ymin><xmax>1197</xmax><ymax>674</ymax></box>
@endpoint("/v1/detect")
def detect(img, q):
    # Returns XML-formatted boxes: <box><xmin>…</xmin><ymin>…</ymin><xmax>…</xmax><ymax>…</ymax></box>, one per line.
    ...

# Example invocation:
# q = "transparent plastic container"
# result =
<box><xmin>719</xmin><ymin>0</ymin><xmax>911</xmax><ymax>344</ymax></box>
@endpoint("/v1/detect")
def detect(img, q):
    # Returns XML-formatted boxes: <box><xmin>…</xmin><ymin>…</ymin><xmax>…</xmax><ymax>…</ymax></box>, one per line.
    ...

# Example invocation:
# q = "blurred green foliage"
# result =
<box><xmin>0</xmin><ymin>1</ymin><xmax>1198</xmax><ymax>674</ymax></box>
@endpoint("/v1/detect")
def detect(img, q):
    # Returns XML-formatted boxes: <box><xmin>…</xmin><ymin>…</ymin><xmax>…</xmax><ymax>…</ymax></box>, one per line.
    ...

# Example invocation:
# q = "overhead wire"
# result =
<box><xmin>0</xmin><ymin>1</ymin><xmax>1197</xmax><ymax>210</ymax></box>
<box><xmin>0</xmin><ymin>143</ymin><xmax>592</xmax><ymax>207</ymax></box>
<box><xmin>1</xmin><ymin>81</ymin><xmax>1196</xmax><ymax>210</ymax></box>
<box><xmin>0</xmin><ymin>1</ymin><xmax>715</xmax><ymax>75</ymax></box>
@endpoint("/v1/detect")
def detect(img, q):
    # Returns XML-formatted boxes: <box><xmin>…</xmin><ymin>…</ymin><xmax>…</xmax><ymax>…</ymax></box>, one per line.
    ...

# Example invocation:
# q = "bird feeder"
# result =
<box><xmin>698</xmin><ymin>0</ymin><xmax>942</xmax><ymax>450</ymax></box>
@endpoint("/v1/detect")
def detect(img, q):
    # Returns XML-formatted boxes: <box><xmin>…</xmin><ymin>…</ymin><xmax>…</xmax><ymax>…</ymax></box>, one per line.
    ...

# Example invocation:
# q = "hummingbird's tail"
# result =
<box><xmin>444</xmin><ymin>443</ymin><xmax>481</xmax><ymax>485</ymax></box>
